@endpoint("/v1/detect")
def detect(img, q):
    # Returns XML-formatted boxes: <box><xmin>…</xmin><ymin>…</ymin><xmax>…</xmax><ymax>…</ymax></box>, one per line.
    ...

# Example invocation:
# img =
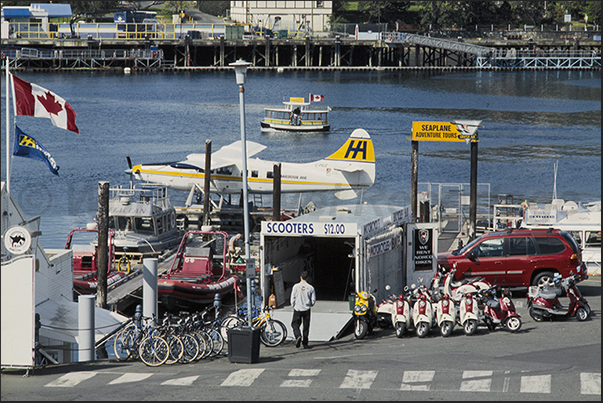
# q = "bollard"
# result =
<box><xmin>214</xmin><ymin>293</ymin><xmax>221</xmax><ymax>319</ymax></box>
<box><xmin>78</xmin><ymin>295</ymin><xmax>95</xmax><ymax>362</ymax></box>
<box><xmin>143</xmin><ymin>258</ymin><xmax>158</xmax><ymax>326</ymax></box>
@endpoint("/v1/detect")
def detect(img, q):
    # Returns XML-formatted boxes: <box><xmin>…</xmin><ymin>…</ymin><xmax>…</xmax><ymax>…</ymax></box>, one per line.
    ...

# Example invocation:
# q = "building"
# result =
<box><xmin>229</xmin><ymin>1</ymin><xmax>332</xmax><ymax>33</ymax></box>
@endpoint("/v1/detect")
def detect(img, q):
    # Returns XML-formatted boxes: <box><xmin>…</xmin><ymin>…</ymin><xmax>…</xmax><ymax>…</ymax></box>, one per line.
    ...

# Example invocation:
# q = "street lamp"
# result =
<box><xmin>230</xmin><ymin>58</ymin><xmax>253</xmax><ymax>327</ymax></box>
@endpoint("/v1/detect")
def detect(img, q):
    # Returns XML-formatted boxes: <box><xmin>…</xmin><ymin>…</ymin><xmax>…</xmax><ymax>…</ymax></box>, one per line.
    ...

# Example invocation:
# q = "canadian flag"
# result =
<box><xmin>310</xmin><ymin>93</ymin><xmax>324</xmax><ymax>102</ymax></box>
<box><xmin>11</xmin><ymin>74</ymin><xmax>79</xmax><ymax>134</ymax></box>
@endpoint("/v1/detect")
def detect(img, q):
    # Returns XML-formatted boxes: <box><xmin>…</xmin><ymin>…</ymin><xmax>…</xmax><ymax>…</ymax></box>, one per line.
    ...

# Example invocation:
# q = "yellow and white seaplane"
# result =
<box><xmin>126</xmin><ymin>128</ymin><xmax>375</xmax><ymax>201</ymax></box>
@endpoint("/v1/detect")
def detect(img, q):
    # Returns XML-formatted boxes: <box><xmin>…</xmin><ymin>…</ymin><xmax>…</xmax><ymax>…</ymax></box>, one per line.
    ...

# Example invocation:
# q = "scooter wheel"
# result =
<box><xmin>395</xmin><ymin>322</ymin><xmax>405</xmax><ymax>338</ymax></box>
<box><xmin>576</xmin><ymin>307</ymin><xmax>590</xmax><ymax>322</ymax></box>
<box><xmin>529</xmin><ymin>307</ymin><xmax>544</xmax><ymax>322</ymax></box>
<box><xmin>464</xmin><ymin>319</ymin><xmax>477</xmax><ymax>336</ymax></box>
<box><xmin>505</xmin><ymin>316</ymin><xmax>522</xmax><ymax>332</ymax></box>
<box><xmin>416</xmin><ymin>322</ymin><xmax>429</xmax><ymax>338</ymax></box>
<box><xmin>440</xmin><ymin>321</ymin><xmax>453</xmax><ymax>337</ymax></box>
<box><xmin>354</xmin><ymin>319</ymin><xmax>369</xmax><ymax>339</ymax></box>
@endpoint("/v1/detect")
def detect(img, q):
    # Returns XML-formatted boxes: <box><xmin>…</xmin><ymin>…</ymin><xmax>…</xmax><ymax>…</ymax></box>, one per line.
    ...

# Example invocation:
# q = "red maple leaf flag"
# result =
<box><xmin>309</xmin><ymin>93</ymin><xmax>324</xmax><ymax>102</ymax></box>
<box><xmin>11</xmin><ymin>74</ymin><xmax>79</xmax><ymax>134</ymax></box>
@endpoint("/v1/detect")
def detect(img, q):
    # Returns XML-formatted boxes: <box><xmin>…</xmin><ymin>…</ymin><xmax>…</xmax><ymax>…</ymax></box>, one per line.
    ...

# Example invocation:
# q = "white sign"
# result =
<box><xmin>564</xmin><ymin>14</ymin><xmax>571</xmax><ymax>22</ymax></box>
<box><xmin>261</xmin><ymin>221</ymin><xmax>357</xmax><ymax>237</ymax></box>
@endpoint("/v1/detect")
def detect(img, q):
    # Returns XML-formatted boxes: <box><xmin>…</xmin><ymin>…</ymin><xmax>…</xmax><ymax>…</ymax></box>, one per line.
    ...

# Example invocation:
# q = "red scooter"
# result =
<box><xmin>478</xmin><ymin>285</ymin><xmax>522</xmax><ymax>332</ymax></box>
<box><xmin>527</xmin><ymin>274</ymin><xmax>591</xmax><ymax>322</ymax></box>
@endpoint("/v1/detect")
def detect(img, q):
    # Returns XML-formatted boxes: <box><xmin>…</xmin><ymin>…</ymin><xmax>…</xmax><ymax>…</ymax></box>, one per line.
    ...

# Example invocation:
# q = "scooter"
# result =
<box><xmin>411</xmin><ymin>283</ymin><xmax>435</xmax><ymax>338</ymax></box>
<box><xmin>458</xmin><ymin>290</ymin><xmax>479</xmax><ymax>335</ymax></box>
<box><xmin>478</xmin><ymin>285</ymin><xmax>522</xmax><ymax>332</ymax></box>
<box><xmin>527</xmin><ymin>274</ymin><xmax>591</xmax><ymax>322</ymax></box>
<box><xmin>434</xmin><ymin>291</ymin><xmax>456</xmax><ymax>337</ymax></box>
<box><xmin>435</xmin><ymin>267</ymin><xmax>491</xmax><ymax>303</ymax></box>
<box><xmin>353</xmin><ymin>290</ymin><xmax>378</xmax><ymax>339</ymax></box>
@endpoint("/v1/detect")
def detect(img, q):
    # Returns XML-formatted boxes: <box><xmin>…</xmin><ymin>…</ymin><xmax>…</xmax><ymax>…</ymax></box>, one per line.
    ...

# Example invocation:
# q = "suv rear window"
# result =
<box><xmin>560</xmin><ymin>231</ymin><xmax>581</xmax><ymax>254</ymax></box>
<box><xmin>534</xmin><ymin>236</ymin><xmax>566</xmax><ymax>255</ymax></box>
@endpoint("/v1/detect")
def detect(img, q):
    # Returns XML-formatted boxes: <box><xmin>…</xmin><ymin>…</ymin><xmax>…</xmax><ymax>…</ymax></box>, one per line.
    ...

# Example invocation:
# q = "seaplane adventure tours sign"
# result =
<box><xmin>411</xmin><ymin>121</ymin><xmax>481</xmax><ymax>142</ymax></box>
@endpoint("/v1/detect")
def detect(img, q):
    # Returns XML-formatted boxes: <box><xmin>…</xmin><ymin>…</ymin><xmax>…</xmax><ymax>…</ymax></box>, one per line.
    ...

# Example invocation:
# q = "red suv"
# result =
<box><xmin>437</xmin><ymin>228</ymin><xmax>588</xmax><ymax>288</ymax></box>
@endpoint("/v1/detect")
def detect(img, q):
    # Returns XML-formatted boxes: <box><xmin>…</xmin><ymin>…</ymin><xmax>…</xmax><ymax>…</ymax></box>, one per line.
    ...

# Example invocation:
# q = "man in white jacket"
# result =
<box><xmin>290</xmin><ymin>270</ymin><xmax>316</xmax><ymax>349</ymax></box>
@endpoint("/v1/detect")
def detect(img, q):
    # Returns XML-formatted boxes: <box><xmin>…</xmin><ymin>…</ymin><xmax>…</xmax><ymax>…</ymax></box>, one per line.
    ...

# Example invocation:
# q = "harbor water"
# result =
<box><xmin>1</xmin><ymin>69</ymin><xmax>600</xmax><ymax>249</ymax></box>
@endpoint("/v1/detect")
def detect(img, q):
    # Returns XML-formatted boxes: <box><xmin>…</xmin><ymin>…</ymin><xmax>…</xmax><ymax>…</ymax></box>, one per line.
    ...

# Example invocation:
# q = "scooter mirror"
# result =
<box><xmin>385</xmin><ymin>285</ymin><xmax>391</xmax><ymax>291</ymax></box>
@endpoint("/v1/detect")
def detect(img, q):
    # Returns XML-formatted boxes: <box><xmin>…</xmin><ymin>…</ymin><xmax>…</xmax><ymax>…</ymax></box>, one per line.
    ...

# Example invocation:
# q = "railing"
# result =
<box><xmin>9</xmin><ymin>47</ymin><xmax>164</xmax><ymax>61</ymax></box>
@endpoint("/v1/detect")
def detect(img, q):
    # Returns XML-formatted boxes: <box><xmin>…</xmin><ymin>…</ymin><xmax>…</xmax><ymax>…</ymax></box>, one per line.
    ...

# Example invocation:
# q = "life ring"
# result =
<box><xmin>118</xmin><ymin>255</ymin><xmax>131</xmax><ymax>274</ymax></box>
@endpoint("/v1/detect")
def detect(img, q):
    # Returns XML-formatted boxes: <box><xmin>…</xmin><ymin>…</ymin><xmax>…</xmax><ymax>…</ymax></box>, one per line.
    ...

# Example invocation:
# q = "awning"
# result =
<box><xmin>2</xmin><ymin>8</ymin><xmax>31</xmax><ymax>18</ymax></box>
<box><xmin>31</xmin><ymin>3</ymin><xmax>73</xmax><ymax>18</ymax></box>
<box><xmin>36</xmin><ymin>299</ymin><xmax>128</xmax><ymax>344</ymax></box>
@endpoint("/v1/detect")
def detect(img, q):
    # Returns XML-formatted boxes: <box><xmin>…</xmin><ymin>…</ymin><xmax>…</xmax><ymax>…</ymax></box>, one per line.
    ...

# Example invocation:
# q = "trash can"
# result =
<box><xmin>228</xmin><ymin>326</ymin><xmax>260</xmax><ymax>363</ymax></box>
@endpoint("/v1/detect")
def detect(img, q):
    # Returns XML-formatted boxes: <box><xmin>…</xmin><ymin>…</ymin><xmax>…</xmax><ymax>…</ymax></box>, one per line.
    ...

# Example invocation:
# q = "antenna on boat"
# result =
<box><xmin>126</xmin><ymin>154</ymin><xmax>134</xmax><ymax>189</ymax></box>
<box><xmin>552</xmin><ymin>160</ymin><xmax>558</xmax><ymax>201</ymax></box>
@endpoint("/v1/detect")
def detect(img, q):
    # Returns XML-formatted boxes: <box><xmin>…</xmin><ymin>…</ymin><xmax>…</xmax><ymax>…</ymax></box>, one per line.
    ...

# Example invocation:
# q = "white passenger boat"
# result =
<box><xmin>92</xmin><ymin>184</ymin><xmax>183</xmax><ymax>261</ymax></box>
<box><xmin>261</xmin><ymin>96</ymin><xmax>331</xmax><ymax>132</ymax></box>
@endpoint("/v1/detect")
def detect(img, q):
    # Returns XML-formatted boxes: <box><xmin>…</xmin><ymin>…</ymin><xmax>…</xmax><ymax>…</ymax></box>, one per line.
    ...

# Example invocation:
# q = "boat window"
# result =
<box><xmin>114</xmin><ymin>216</ymin><xmax>132</xmax><ymax>231</ymax></box>
<box><xmin>135</xmin><ymin>217</ymin><xmax>155</xmax><ymax>234</ymax></box>
<box><xmin>585</xmin><ymin>231</ymin><xmax>601</xmax><ymax>248</ymax></box>
<box><xmin>156</xmin><ymin>215</ymin><xmax>164</xmax><ymax>234</ymax></box>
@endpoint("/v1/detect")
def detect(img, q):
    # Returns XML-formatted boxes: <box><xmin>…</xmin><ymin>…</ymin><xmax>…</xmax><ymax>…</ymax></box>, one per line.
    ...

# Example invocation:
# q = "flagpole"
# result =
<box><xmin>5</xmin><ymin>56</ymin><xmax>10</xmax><ymax>194</ymax></box>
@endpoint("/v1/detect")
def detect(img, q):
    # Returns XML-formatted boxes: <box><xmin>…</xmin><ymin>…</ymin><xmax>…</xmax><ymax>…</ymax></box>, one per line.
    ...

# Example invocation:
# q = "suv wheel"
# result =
<box><xmin>533</xmin><ymin>271</ymin><xmax>555</xmax><ymax>287</ymax></box>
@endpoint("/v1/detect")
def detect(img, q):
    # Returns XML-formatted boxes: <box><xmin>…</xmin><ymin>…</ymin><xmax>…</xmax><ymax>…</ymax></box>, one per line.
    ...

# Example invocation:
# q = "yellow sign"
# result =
<box><xmin>289</xmin><ymin>97</ymin><xmax>305</xmax><ymax>103</ymax></box>
<box><xmin>412</xmin><ymin>121</ymin><xmax>465</xmax><ymax>142</ymax></box>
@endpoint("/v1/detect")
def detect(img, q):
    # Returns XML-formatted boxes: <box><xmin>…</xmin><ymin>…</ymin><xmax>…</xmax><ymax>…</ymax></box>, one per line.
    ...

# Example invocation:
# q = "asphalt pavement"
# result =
<box><xmin>2</xmin><ymin>277</ymin><xmax>600</xmax><ymax>401</ymax></box>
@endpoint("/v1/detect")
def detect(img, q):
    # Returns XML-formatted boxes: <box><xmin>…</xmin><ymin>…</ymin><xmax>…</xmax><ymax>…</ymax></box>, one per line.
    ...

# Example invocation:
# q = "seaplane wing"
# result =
<box><xmin>129</xmin><ymin>128</ymin><xmax>375</xmax><ymax>198</ymax></box>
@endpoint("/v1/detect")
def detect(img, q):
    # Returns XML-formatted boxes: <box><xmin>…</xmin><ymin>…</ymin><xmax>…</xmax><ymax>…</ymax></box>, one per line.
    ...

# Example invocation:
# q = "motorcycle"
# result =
<box><xmin>434</xmin><ymin>291</ymin><xmax>456</xmax><ymax>337</ymax></box>
<box><xmin>527</xmin><ymin>274</ymin><xmax>591</xmax><ymax>322</ymax></box>
<box><xmin>353</xmin><ymin>290</ymin><xmax>378</xmax><ymax>339</ymax></box>
<box><xmin>458</xmin><ymin>290</ymin><xmax>479</xmax><ymax>335</ymax></box>
<box><xmin>478</xmin><ymin>285</ymin><xmax>522</xmax><ymax>332</ymax></box>
<box><xmin>411</xmin><ymin>283</ymin><xmax>435</xmax><ymax>338</ymax></box>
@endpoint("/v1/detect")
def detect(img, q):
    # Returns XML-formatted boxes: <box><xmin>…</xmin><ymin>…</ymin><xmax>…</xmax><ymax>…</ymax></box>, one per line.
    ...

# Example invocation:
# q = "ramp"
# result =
<box><xmin>271</xmin><ymin>301</ymin><xmax>352</xmax><ymax>342</ymax></box>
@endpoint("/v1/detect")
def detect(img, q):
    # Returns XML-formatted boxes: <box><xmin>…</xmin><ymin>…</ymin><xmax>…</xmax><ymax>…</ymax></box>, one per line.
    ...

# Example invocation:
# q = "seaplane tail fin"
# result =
<box><xmin>334</xmin><ymin>189</ymin><xmax>358</xmax><ymax>200</ymax></box>
<box><xmin>325</xmin><ymin>129</ymin><xmax>375</xmax><ymax>163</ymax></box>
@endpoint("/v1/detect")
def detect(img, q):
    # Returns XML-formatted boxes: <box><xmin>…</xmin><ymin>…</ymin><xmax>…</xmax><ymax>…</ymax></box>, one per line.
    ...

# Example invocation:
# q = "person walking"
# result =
<box><xmin>290</xmin><ymin>270</ymin><xmax>316</xmax><ymax>349</ymax></box>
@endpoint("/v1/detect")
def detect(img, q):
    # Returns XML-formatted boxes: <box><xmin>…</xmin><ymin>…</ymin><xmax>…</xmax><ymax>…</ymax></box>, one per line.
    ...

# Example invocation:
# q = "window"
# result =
<box><xmin>474</xmin><ymin>238</ymin><xmax>504</xmax><ymax>257</ymax></box>
<box><xmin>267</xmin><ymin>171</ymin><xmax>274</xmax><ymax>179</ymax></box>
<box><xmin>135</xmin><ymin>217</ymin><xmax>155</xmax><ymax>234</ymax></box>
<box><xmin>251</xmin><ymin>170</ymin><xmax>259</xmax><ymax>178</ymax></box>
<box><xmin>534</xmin><ymin>236</ymin><xmax>566</xmax><ymax>255</ymax></box>
<box><xmin>585</xmin><ymin>231</ymin><xmax>601</xmax><ymax>248</ymax></box>
<box><xmin>508</xmin><ymin>237</ymin><xmax>536</xmax><ymax>256</ymax></box>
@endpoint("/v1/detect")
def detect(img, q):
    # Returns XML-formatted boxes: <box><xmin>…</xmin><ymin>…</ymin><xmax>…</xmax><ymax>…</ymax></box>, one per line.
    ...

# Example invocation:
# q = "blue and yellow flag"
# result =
<box><xmin>13</xmin><ymin>125</ymin><xmax>60</xmax><ymax>175</ymax></box>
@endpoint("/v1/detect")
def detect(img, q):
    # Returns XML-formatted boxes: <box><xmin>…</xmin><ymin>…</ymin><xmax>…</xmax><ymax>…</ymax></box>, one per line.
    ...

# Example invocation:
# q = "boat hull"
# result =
<box><xmin>261</xmin><ymin>121</ymin><xmax>330</xmax><ymax>132</ymax></box>
<box><xmin>73</xmin><ymin>270</ymin><xmax>130</xmax><ymax>296</ymax></box>
<box><xmin>158</xmin><ymin>274</ymin><xmax>240</xmax><ymax>310</ymax></box>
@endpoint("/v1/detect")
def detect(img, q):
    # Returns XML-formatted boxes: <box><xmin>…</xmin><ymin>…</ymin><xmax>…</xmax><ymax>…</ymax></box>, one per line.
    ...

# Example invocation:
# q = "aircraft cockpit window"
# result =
<box><xmin>171</xmin><ymin>162</ymin><xmax>203</xmax><ymax>172</ymax></box>
<box><xmin>216</xmin><ymin>166</ymin><xmax>233</xmax><ymax>175</ymax></box>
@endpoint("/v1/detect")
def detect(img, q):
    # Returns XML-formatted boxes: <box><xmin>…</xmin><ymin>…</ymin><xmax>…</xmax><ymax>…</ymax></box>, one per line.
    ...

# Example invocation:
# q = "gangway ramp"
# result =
<box><xmin>384</xmin><ymin>31</ymin><xmax>495</xmax><ymax>56</ymax></box>
<box><xmin>271</xmin><ymin>301</ymin><xmax>352</xmax><ymax>342</ymax></box>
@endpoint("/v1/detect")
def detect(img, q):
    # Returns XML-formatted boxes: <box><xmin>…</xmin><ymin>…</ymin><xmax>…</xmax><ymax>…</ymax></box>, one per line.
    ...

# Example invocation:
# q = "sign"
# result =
<box><xmin>272</xmin><ymin>269</ymin><xmax>285</xmax><ymax>308</ymax></box>
<box><xmin>413</xmin><ymin>228</ymin><xmax>433</xmax><ymax>270</ymax></box>
<box><xmin>412</xmin><ymin>121</ymin><xmax>465</xmax><ymax>142</ymax></box>
<box><xmin>564</xmin><ymin>14</ymin><xmax>571</xmax><ymax>23</ymax></box>
<box><xmin>262</xmin><ymin>221</ymin><xmax>357</xmax><ymax>237</ymax></box>
<box><xmin>4</xmin><ymin>226</ymin><xmax>32</xmax><ymax>255</ymax></box>
<box><xmin>246</xmin><ymin>258</ymin><xmax>256</xmax><ymax>277</ymax></box>
<box><xmin>412</xmin><ymin>120</ymin><xmax>482</xmax><ymax>142</ymax></box>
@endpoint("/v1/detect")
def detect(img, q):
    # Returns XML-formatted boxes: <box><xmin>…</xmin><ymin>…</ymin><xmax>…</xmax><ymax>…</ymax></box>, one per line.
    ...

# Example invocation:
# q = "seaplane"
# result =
<box><xmin>125</xmin><ymin>128</ymin><xmax>375</xmax><ymax>202</ymax></box>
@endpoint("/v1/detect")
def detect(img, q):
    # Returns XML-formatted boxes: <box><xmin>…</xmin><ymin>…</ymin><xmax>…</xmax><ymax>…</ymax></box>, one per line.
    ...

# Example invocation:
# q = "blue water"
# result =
<box><xmin>1</xmin><ymin>69</ymin><xmax>600</xmax><ymax>249</ymax></box>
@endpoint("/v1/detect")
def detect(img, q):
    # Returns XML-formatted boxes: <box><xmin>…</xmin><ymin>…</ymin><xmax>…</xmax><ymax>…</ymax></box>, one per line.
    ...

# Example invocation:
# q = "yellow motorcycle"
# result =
<box><xmin>353</xmin><ymin>291</ymin><xmax>378</xmax><ymax>339</ymax></box>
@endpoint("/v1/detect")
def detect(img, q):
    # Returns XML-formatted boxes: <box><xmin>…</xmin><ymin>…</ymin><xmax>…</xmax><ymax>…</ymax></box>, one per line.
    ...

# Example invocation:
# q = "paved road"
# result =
<box><xmin>2</xmin><ymin>278</ymin><xmax>600</xmax><ymax>401</ymax></box>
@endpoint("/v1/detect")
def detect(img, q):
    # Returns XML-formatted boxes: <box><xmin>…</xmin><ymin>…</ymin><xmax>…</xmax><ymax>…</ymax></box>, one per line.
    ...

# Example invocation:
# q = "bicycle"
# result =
<box><xmin>221</xmin><ymin>305</ymin><xmax>287</xmax><ymax>347</ymax></box>
<box><xmin>113</xmin><ymin>313</ymin><xmax>169</xmax><ymax>366</ymax></box>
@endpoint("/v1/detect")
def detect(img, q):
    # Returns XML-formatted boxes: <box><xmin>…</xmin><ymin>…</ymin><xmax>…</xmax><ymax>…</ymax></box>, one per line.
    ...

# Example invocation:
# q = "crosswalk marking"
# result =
<box><xmin>460</xmin><ymin>370</ymin><xmax>493</xmax><ymax>392</ymax></box>
<box><xmin>580</xmin><ymin>373</ymin><xmax>601</xmax><ymax>395</ymax></box>
<box><xmin>400</xmin><ymin>370</ymin><xmax>435</xmax><ymax>391</ymax></box>
<box><xmin>109</xmin><ymin>373</ymin><xmax>153</xmax><ymax>385</ymax></box>
<box><xmin>281</xmin><ymin>369</ymin><xmax>321</xmax><ymax>388</ymax></box>
<box><xmin>45</xmin><ymin>371</ymin><xmax>97</xmax><ymax>388</ymax></box>
<box><xmin>221</xmin><ymin>368</ymin><xmax>265</xmax><ymax>387</ymax></box>
<box><xmin>520</xmin><ymin>375</ymin><xmax>551</xmax><ymax>393</ymax></box>
<box><xmin>161</xmin><ymin>376</ymin><xmax>200</xmax><ymax>386</ymax></box>
<box><xmin>339</xmin><ymin>369</ymin><xmax>378</xmax><ymax>389</ymax></box>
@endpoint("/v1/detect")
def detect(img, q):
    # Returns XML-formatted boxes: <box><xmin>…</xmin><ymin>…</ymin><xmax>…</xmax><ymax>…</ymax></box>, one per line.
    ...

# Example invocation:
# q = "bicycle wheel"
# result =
<box><xmin>138</xmin><ymin>335</ymin><xmax>169</xmax><ymax>367</ymax></box>
<box><xmin>194</xmin><ymin>330</ymin><xmax>213</xmax><ymax>360</ymax></box>
<box><xmin>179</xmin><ymin>333</ymin><xmax>200</xmax><ymax>364</ymax></box>
<box><xmin>164</xmin><ymin>333</ymin><xmax>184</xmax><ymax>365</ymax></box>
<box><xmin>220</xmin><ymin>315</ymin><xmax>245</xmax><ymax>342</ymax></box>
<box><xmin>208</xmin><ymin>328</ymin><xmax>225</xmax><ymax>356</ymax></box>
<box><xmin>260</xmin><ymin>319</ymin><xmax>287</xmax><ymax>347</ymax></box>
<box><xmin>113</xmin><ymin>326</ymin><xmax>136</xmax><ymax>361</ymax></box>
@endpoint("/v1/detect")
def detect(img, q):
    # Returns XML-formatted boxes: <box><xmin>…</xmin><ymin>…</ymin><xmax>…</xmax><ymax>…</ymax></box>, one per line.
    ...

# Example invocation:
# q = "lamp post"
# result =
<box><xmin>230</xmin><ymin>59</ymin><xmax>253</xmax><ymax>327</ymax></box>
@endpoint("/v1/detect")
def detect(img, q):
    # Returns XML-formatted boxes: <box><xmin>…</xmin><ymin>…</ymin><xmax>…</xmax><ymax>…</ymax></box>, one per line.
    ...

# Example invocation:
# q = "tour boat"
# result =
<box><xmin>261</xmin><ymin>96</ymin><xmax>331</xmax><ymax>132</ymax></box>
<box><xmin>158</xmin><ymin>230</ymin><xmax>241</xmax><ymax>311</ymax></box>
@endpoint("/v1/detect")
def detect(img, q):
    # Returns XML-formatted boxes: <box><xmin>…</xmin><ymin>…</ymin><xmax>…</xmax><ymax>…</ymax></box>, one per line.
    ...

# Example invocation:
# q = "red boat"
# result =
<box><xmin>158</xmin><ymin>230</ymin><xmax>241</xmax><ymax>311</ymax></box>
<box><xmin>65</xmin><ymin>228</ymin><xmax>130</xmax><ymax>298</ymax></box>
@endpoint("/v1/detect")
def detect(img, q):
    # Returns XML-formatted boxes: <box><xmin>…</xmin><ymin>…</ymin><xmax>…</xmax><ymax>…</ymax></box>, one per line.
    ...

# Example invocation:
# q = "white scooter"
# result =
<box><xmin>434</xmin><ymin>291</ymin><xmax>456</xmax><ymax>337</ymax></box>
<box><xmin>411</xmin><ymin>282</ymin><xmax>435</xmax><ymax>338</ymax></box>
<box><xmin>458</xmin><ymin>290</ymin><xmax>479</xmax><ymax>335</ymax></box>
<box><xmin>376</xmin><ymin>285</ymin><xmax>412</xmax><ymax>338</ymax></box>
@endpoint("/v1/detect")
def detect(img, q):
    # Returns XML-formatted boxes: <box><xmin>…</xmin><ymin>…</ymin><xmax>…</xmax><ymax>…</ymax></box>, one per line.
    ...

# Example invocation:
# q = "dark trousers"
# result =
<box><xmin>291</xmin><ymin>309</ymin><xmax>311</xmax><ymax>346</ymax></box>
